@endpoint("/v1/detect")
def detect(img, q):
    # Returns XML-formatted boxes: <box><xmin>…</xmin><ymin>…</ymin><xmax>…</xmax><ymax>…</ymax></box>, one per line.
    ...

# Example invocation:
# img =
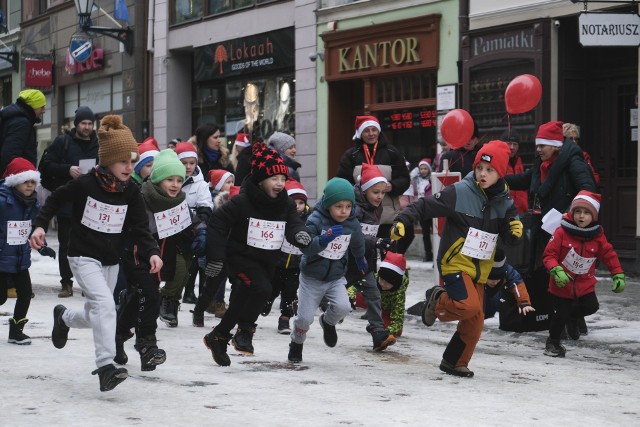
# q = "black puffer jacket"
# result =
<box><xmin>0</xmin><ymin>99</ymin><xmax>39</xmax><ymax>172</ymax></box>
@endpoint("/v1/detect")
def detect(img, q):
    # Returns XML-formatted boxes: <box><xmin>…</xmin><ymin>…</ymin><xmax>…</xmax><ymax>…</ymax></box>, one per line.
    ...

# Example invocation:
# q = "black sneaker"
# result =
<box><xmin>139</xmin><ymin>347</ymin><xmax>167</xmax><ymax>371</ymax></box>
<box><xmin>566</xmin><ymin>318</ymin><xmax>581</xmax><ymax>340</ymax></box>
<box><xmin>159</xmin><ymin>297</ymin><xmax>178</xmax><ymax>327</ymax></box>
<box><xmin>232</xmin><ymin>327</ymin><xmax>256</xmax><ymax>355</ymax></box>
<box><xmin>261</xmin><ymin>300</ymin><xmax>274</xmax><ymax>317</ymax></box>
<box><xmin>578</xmin><ymin>316</ymin><xmax>588</xmax><ymax>335</ymax></box>
<box><xmin>203</xmin><ymin>331</ymin><xmax>232</xmax><ymax>366</ymax></box>
<box><xmin>288</xmin><ymin>342</ymin><xmax>303</xmax><ymax>363</ymax></box>
<box><xmin>91</xmin><ymin>364</ymin><xmax>128</xmax><ymax>392</ymax></box>
<box><xmin>52</xmin><ymin>305</ymin><xmax>70</xmax><ymax>349</ymax></box>
<box><xmin>319</xmin><ymin>314</ymin><xmax>337</xmax><ymax>348</ymax></box>
<box><xmin>439</xmin><ymin>359</ymin><xmax>474</xmax><ymax>378</ymax></box>
<box><xmin>544</xmin><ymin>338</ymin><xmax>566</xmax><ymax>358</ymax></box>
<box><xmin>422</xmin><ymin>286</ymin><xmax>445</xmax><ymax>327</ymax></box>
<box><xmin>277</xmin><ymin>316</ymin><xmax>291</xmax><ymax>335</ymax></box>
<box><xmin>192</xmin><ymin>309</ymin><xmax>204</xmax><ymax>327</ymax></box>
<box><xmin>8</xmin><ymin>318</ymin><xmax>31</xmax><ymax>345</ymax></box>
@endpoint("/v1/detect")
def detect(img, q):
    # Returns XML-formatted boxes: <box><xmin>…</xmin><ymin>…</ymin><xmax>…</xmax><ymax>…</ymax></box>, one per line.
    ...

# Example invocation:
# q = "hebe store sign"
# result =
<box><xmin>26</xmin><ymin>59</ymin><xmax>53</xmax><ymax>88</ymax></box>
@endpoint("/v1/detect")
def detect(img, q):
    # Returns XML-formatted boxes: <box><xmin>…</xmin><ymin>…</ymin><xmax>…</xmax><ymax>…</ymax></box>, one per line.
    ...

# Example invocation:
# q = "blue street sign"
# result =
<box><xmin>70</xmin><ymin>32</ymin><xmax>93</xmax><ymax>63</ymax></box>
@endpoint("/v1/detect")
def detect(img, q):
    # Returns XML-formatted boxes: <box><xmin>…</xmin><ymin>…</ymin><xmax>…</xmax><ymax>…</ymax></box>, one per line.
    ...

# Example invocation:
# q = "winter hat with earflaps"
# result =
<box><xmin>378</xmin><ymin>252</ymin><xmax>406</xmax><ymax>292</ymax></box>
<box><xmin>209</xmin><ymin>169</ymin><xmax>234</xmax><ymax>191</ymax></box>
<box><xmin>97</xmin><ymin>115</ymin><xmax>140</xmax><ymax>167</ymax></box>
<box><xmin>570</xmin><ymin>190</ymin><xmax>601</xmax><ymax>222</ymax></box>
<box><xmin>3</xmin><ymin>158</ymin><xmax>40</xmax><ymax>187</ymax></box>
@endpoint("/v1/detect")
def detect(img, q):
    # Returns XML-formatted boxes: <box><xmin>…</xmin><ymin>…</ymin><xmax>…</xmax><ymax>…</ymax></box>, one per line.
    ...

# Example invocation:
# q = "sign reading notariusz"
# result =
<box><xmin>579</xmin><ymin>13</ymin><xmax>640</xmax><ymax>47</ymax></box>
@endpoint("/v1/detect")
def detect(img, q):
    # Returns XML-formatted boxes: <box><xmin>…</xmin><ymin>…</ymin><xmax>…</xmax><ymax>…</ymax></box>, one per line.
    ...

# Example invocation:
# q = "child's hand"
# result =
<box><xmin>518</xmin><ymin>304</ymin><xmax>535</xmax><ymax>316</ymax></box>
<box><xmin>375</xmin><ymin>238</ymin><xmax>394</xmax><ymax>251</ymax></box>
<box><xmin>390</xmin><ymin>221</ymin><xmax>405</xmax><ymax>241</ymax></box>
<box><xmin>319</xmin><ymin>225</ymin><xmax>343</xmax><ymax>246</ymax></box>
<box><xmin>355</xmin><ymin>256</ymin><xmax>368</xmax><ymax>275</ymax></box>
<box><xmin>509</xmin><ymin>218</ymin><xmax>523</xmax><ymax>238</ymax></box>
<box><xmin>612</xmin><ymin>273</ymin><xmax>625</xmax><ymax>293</ymax></box>
<box><xmin>149</xmin><ymin>255</ymin><xmax>163</xmax><ymax>274</ymax></box>
<box><xmin>550</xmin><ymin>266</ymin><xmax>572</xmax><ymax>287</ymax></box>
<box><xmin>29</xmin><ymin>227</ymin><xmax>46</xmax><ymax>250</ymax></box>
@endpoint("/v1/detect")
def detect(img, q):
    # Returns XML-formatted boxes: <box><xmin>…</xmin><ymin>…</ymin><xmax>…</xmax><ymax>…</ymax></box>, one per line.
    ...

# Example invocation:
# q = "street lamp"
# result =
<box><xmin>74</xmin><ymin>0</ymin><xmax>133</xmax><ymax>55</ymax></box>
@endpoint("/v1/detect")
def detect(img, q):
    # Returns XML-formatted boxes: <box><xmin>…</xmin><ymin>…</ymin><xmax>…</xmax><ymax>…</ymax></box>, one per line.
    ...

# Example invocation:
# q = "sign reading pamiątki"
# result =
<box><xmin>579</xmin><ymin>13</ymin><xmax>640</xmax><ymax>47</ymax></box>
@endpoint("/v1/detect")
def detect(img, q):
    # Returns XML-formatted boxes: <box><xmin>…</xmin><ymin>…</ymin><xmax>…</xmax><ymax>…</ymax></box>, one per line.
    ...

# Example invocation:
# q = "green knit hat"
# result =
<box><xmin>322</xmin><ymin>177</ymin><xmax>355</xmax><ymax>209</ymax></box>
<box><xmin>150</xmin><ymin>149</ymin><xmax>186</xmax><ymax>184</ymax></box>
<box><xmin>18</xmin><ymin>89</ymin><xmax>46</xmax><ymax>109</ymax></box>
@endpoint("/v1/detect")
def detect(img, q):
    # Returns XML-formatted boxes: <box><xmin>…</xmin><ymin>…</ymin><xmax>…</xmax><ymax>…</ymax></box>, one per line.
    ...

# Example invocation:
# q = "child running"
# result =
<box><xmin>377</xmin><ymin>252</ymin><xmax>409</xmax><ymax>338</ymax></box>
<box><xmin>29</xmin><ymin>115</ymin><xmax>162</xmax><ymax>392</ymax></box>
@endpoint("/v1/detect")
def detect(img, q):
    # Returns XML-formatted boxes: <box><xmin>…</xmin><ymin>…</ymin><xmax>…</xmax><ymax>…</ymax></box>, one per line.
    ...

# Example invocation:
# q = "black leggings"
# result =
<box><xmin>0</xmin><ymin>270</ymin><xmax>32</xmax><ymax>320</ymax></box>
<box><xmin>549</xmin><ymin>292</ymin><xmax>599</xmax><ymax>340</ymax></box>
<box><xmin>117</xmin><ymin>263</ymin><xmax>161</xmax><ymax>338</ymax></box>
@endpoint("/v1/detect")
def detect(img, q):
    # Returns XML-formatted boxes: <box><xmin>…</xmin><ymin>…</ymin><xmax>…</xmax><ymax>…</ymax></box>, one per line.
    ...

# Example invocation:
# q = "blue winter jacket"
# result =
<box><xmin>0</xmin><ymin>184</ymin><xmax>40</xmax><ymax>273</ymax></box>
<box><xmin>300</xmin><ymin>196</ymin><xmax>365</xmax><ymax>282</ymax></box>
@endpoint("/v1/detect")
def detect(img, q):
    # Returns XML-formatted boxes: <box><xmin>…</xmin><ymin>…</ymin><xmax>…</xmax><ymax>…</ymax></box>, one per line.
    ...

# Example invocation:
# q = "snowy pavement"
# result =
<box><xmin>1</xmin><ymin>236</ymin><xmax>640</xmax><ymax>426</ymax></box>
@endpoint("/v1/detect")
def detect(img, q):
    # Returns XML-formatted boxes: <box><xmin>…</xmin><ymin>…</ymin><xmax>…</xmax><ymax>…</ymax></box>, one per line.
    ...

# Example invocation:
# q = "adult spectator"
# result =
<box><xmin>563</xmin><ymin>122</ymin><xmax>600</xmax><ymax>185</ymax></box>
<box><xmin>194</xmin><ymin>123</ymin><xmax>233</xmax><ymax>180</ymax></box>
<box><xmin>437</xmin><ymin>121</ymin><xmax>480</xmax><ymax>176</ymax></box>
<box><xmin>167</xmin><ymin>138</ymin><xmax>181</xmax><ymax>150</ymax></box>
<box><xmin>0</xmin><ymin>89</ymin><xmax>46</xmax><ymax>173</ymax></box>
<box><xmin>39</xmin><ymin>106</ymin><xmax>99</xmax><ymax>298</ymax></box>
<box><xmin>229</xmin><ymin>132</ymin><xmax>251</xmax><ymax>172</ymax></box>
<box><xmin>268</xmin><ymin>132</ymin><xmax>301</xmax><ymax>182</ymax></box>
<box><xmin>501</xmin><ymin>129</ymin><xmax>528</xmax><ymax>214</ymax></box>
<box><xmin>336</xmin><ymin>115</ymin><xmax>411</xmax><ymax>250</ymax></box>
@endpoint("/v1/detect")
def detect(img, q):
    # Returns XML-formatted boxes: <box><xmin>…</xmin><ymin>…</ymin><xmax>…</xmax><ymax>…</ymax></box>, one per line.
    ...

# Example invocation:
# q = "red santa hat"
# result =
<box><xmin>3</xmin><ymin>158</ymin><xmax>40</xmax><ymax>187</ymax></box>
<box><xmin>535</xmin><ymin>121</ymin><xmax>565</xmax><ymax>147</ymax></box>
<box><xmin>353</xmin><ymin>115</ymin><xmax>381</xmax><ymax>140</ymax></box>
<box><xmin>134</xmin><ymin>140</ymin><xmax>160</xmax><ymax>173</ymax></box>
<box><xmin>174</xmin><ymin>141</ymin><xmax>198</xmax><ymax>160</ymax></box>
<box><xmin>473</xmin><ymin>140</ymin><xmax>511</xmax><ymax>178</ymax></box>
<box><xmin>209</xmin><ymin>169</ymin><xmax>234</xmax><ymax>191</ymax></box>
<box><xmin>570</xmin><ymin>190</ymin><xmax>601</xmax><ymax>221</ymax></box>
<box><xmin>285</xmin><ymin>178</ymin><xmax>307</xmax><ymax>202</ymax></box>
<box><xmin>419</xmin><ymin>158</ymin><xmax>432</xmax><ymax>169</ymax></box>
<box><xmin>142</xmin><ymin>137</ymin><xmax>160</xmax><ymax>150</ymax></box>
<box><xmin>378</xmin><ymin>252</ymin><xmax>406</xmax><ymax>292</ymax></box>
<box><xmin>229</xmin><ymin>185</ymin><xmax>241</xmax><ymax>199</ymax></box>
<box><xmin>234</xmin><ymin>133</ymin><xmax>251</xmax><ymax>148</ymax></box>
<box><xmin>359</xmin><ymin>163</ymin><xmax>388</xmax><ymax>192</ymax></box>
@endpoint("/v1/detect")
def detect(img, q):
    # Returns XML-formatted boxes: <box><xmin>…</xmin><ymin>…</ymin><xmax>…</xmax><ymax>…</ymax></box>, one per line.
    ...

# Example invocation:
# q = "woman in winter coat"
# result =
<box><xmin>194</xmin><ymin>123</ymin><xmax>234</xmax><ymax>179</ymax></box>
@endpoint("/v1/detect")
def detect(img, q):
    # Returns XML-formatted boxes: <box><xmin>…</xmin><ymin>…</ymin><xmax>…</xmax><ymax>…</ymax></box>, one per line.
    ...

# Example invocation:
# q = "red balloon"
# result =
<box><xmin>440</xmin><ymin>109</ymin><xmax>474</xmax><ymax>150</ymax></box>
<box><xmin>505</xmin><ymin>74</ymin><xmax>542</xmax><ymax>114</ymax></box>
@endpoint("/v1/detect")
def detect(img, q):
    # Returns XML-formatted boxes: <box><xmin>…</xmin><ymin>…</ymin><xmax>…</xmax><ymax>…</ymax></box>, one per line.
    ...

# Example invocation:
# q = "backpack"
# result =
<box><xmin>38</xmin><ymin>135</ymin><xmax>71</xmax><ymax>192</ymax></box>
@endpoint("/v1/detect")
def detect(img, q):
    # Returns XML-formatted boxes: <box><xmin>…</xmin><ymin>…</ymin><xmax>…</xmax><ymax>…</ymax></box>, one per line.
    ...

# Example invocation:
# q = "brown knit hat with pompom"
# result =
<box><xmin>98</xmin><ymin>115</ymin><xmax>140</xmax><ymax>166</ymax></box>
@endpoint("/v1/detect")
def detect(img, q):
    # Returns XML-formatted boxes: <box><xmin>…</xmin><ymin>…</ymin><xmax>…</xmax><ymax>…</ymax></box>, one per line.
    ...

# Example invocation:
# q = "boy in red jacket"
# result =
<box><xmin>542</xmin><ymin>190</ymin><xmax>624</xmax><ymax>357</ymax></box>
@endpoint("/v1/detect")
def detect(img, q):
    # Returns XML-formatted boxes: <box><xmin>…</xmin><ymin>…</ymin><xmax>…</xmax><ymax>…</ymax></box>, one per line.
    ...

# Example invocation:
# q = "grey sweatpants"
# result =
<box><xmin>65</xmin><ymin>256</ymin><xmax>119</xmax><ymax>368</ymax></box>
<box><xmin>357</xmin><ymin>271</ymin><xmax>385</xmax><ymax>333</ymax></box>
<box><xmin>291</xmin><ymin>273</ymin><xmax>351</xmax><ymax>344</ymax></box>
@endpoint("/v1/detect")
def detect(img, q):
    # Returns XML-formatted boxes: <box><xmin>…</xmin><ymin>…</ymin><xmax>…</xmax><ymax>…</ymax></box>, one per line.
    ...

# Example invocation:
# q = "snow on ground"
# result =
<box><xmin>1</xmin><ymin>233</ymin><xmax>640</xmax><ymax>426</ymax></box>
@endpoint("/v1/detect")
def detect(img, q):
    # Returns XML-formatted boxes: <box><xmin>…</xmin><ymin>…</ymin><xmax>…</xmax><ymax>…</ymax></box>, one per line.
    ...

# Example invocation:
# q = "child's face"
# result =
<box><xmin>378</xmin><ymin>277</ymin><xmax>393</xmax><ymax>291</ymax></box>
<box><xmin>573</xmin><ymin>207</ymin><xmax>593</xmax><ymax>228</ymax></box>
<box><xmin>259</xmin><ymin>174</ymin><xmax>286</xmax><ymax>198</ymax></box>
<box><xmin>485</xmin><ymin>278</ymin><xmax>501</xmax><ymax>288</ymax></box>
<box><xmin>180</xmin><ymin>157</ymin><xmax>197</xmax><ymax>177</ymax></box>
<box><xmin>219</xmin><ymin>176</ymin><xmax>234</xmax><ymax>193</ymax></box>
<box><xmin>15</xmin><ymin>180</ymin><xmax>37</xmax><ymax>197</ymax></box>
<box><xmin>159</xmin><ymin>176</ymin><xmax>184</xmax><ymax>198</ymax></box>
<box><xmin>364</xmin><ymin>182</ymin><xmax>386</xmax><ymax>207</ymax></box>
<box><xmin>294</xmin><ymin>199</ymin><xmax>306</xmax><ymax>214</ymax></box>
<box><xmin>139</xmin><ymin>161</ymin><xmax>153</xmax><ymax>179</ymax></box>
<box><xmin>329</xmin><ymin>200</ymin><xmax>352</xmax><ymax>223</ymax></box>
<box><xmin>419</xmin><ymin>164</ymin><xmax>430</xmax><ymax>178</ymax></box>
<box><xmin>109</xmin><ymin>160</ymin><xmax>134</xmax><ymax>182</ymax></box>
<box><xmin>475</xmin><ymin>161</ymin><xmax>500</xmax><ymax>189</ymax></box>
<box><xmin>284</xmin><ymin>145</ymin><xmax>297</xmax><ymax>158</ymax></box>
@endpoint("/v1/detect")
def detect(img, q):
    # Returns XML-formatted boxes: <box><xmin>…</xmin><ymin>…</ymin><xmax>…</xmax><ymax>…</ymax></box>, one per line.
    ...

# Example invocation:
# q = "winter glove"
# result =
<box><xmin>355</xmin><ymin>256</ymin><xmax>368</xmax><ymax>275</ymax></box>
<box><xmin>197</xmin><ymin>256</ymin><xmax>207</xmax><ymax>270</ymax></box>
<box><xmin>191</xmin><ymin>229</ymin><xmax>207</xmax><ymax>256</ymax></box>
<box><xmin>205</xmin><ymin>260</ymin><xmax>224</xmax><ymax>278</ymax></box>
<box><xmin>294</xmin><ymin>230</ymin><xmax>312</xmax><ymax>247</ymax></box>
<box><xmin>38</xmin><ymin>245</ymin><xmax>56</xmax><ymax>259</ymax></box>
<box><xmin>318</xmin><ymin>225</ymin><xmax>343</xmax><ymax>246</ymax></box>
<box><xmin>509</xmin><ymin>219</ymin><xmax>523</xmax><ymax>239</ymax></box>
<box><xmin>550</xmin><ymin>266</ymin><xmax>572</xmax><ymax>288</ymax></box>
<box><xmin>390</xmin><ymin>221</ymin><xmax>405</xmax><ymax>241</ymax></box>
<box><xmin>375</xmin><ymin>238</ymin><xmax>395</xmax><ymax>251</ymax></box>
<box><xmin>612</xmin><ymin>273</ymin><xmax>625</xmax><ymax>293</ymax></box>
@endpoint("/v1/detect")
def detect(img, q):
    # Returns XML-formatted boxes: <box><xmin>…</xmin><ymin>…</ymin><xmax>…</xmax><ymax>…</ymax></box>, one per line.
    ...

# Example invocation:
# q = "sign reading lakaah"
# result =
<box><xmin>579</xmin><ymin>13</ymin><xmax>640</xmax><ymax>47</ymax></box>
<box><xmin>25</xmin><ymin>59</ymin><xmax>53</xmax><ymax>88</ymax></box>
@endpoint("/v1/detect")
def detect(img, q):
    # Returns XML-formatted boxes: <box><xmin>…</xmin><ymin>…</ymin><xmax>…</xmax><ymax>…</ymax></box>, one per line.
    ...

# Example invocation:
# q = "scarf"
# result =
<box><xmin>11</xmin><ymin>188</ymin><xmax>37</xmax><ymax>208</ymax></box>
<box><xmin>540</xmin><ymin>154</ymin><xmax>558</xmax><ymax>184</ymax></box>
<box><xmin>204</xmin><ymin>147</ymin><xmax>221</xmax><ymax>164</ymax></box>
<box><xmin>477</xmin><ymin>177</ymin><xmax>507</xmax><ymax>201</ymax></box>
<box><xmin>560</xmin><ymin>218</ymin><xmax>602</xmax><ymax>240</ymax></box>
<box><xmin>95</xmin><ymin>166</ymin><xmax>130</xmax><ymax>193</ymax></box>
<box><xmin>140</xmin><ymin>181</ymin><xmax>186</xmax><ymax>213</ymax></box>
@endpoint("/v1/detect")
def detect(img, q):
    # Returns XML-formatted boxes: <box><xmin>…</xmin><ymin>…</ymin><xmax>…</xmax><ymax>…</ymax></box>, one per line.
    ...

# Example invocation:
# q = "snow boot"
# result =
<box><xmin>371</xmin><ymin>329</ymin><xmax>396</xmax><ymax>352</ymax></box>
<box><xmin>288</xmin><ymin>341</ymin><xmax>303</xmax><ymax>363</ymax></box>
<box><xmin>192</xmin><ymin>309</ymin><xmax>204</xmax><ymax>327</ymax></box>
<box><xmin>159</xmin><ymin>296</ymin><xmax>178</xmax><ymax>327</ymax></box>
<box><xmin>91</xmin><ymin>364</ymin><xmax>128</xmax><ymax>392</ymax></box>
<box><xmin>422</xmin><ymin>286</ymin><xmax>445</xmax><ymax>327</ymax></box>
<box><xmin>208</xmin><ymin>301</ymin><xmax>227</xmax><ymax>318</ymax></box>
<box><xmin>182</xmin><ymin>286</ymin><xmax>197</xmax><ymax>304</ymax></box>
<box><xmin>58</xmin><ymin>283</ymin><xmax>73</xmax><ymax>298</ymax></box>
<box><xmin>439</xmin><ymin>359</ymin><xmax>474</xmax><ymax>378</ymax></box>
<box><xmin>8</xmin><ymin>318</ymin><xmax>31</xmax><ymax>345</ymax></box>
<box><xmin>203</xmin><ymin>330</ymin><xmax>232</xmax><ymax>366</ymax></box>
<box><xmin>319</xmin><ymin>314</ymin><xmax>337</xmax><ymax>348</ymax></box>
<box><xmin>114</xmin><ymin>331</ymin><xmax>133</xmax><ymax>365</ymax></box>
<box><xmin>52</xmin><ymin>305</ymin><xmax>70</xmax><ymax>349</ymax></box>
<box><xmin>544</xmin><ymin>337</ymin><xmax>566</xmax><ymax>358</ymax></box>
<box><xmin>135</xmin><ymin>335</ymin><xmax>167</xmax><ymax>371</ymax></box>
<box><xmin>232</xmin><ymin>325</ymin><xmax>256</xmax><ymax>355</ymax></box>
<box><xmin>277</xmin><ymin>316</ymin><xmax>291</xmax><ymax>335</ymax></box>
<box><xmin>566</xmin><ymin>317</ymin><xmax>581</xmax><ymax>340</ymax></box>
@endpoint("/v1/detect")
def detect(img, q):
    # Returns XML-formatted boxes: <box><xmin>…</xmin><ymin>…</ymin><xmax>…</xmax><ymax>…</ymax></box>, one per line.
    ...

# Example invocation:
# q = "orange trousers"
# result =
<box><xmin>435</xmin><ymin>272</ymin><xmax>484</xmax><ymax>368</ymax></box>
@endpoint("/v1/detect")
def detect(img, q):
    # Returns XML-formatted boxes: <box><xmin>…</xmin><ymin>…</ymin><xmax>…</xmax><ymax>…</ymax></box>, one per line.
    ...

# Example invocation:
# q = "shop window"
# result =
<box><xmin>208</xmin><ymin>0</ymin><xmax>253</xmax><ymax>15</ymax></box>
<box><xmin>22</xmin><ymin>0</ymin><xmax>47</xmax><ymax>21</ymax></box>
<box><xmin>63</xmin><ymin>75</ymin><xmax>124</xmax><ymax>122</ymax></box>
<box><xmin>174</xmin><ymin>0</ymin><xmax>204</xmax><ymax>23</ymax></box>
<box><xmin>319</xmin><ymin>0</ymin><xmax>360</xmax><ymax>9</ymax></box>
<box><xmin>374</xmin><ymin>72</ymin><xmax>436</xmax><ymax>104</ymax></box>
<box><xmin>378</xmin><ymin>107</ymin><xmax>438</xmax><ymax>168</ymax></box>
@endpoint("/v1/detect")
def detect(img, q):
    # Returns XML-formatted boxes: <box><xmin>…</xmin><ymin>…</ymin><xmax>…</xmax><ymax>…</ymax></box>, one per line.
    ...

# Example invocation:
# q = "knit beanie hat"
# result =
<box><xmin>134</xmin><ymin>140</ymin><xmax>160</xmax><ymax>174</ymax></box>
<box><xmin>473</xmin><ymin>140</ymin><xmax>511</xmax><ymax>178</ymax></box>
<box><xmin>378</xmin><ymin>252</ymin><xmax>406</xmax><ymax>292</ymax></box>
<box><xmin>150</xmin><ymin>149</ymin><xmax>186</xmax><ymax>184</ymax></box>
<box><xmin>175</xmin><ymin>141</ymin><xmax>198</xmax><ymax>160</ymax></box>
<box><xmin>570</xmin><ymin>190</ymin><xmax>601</xmax><ymax>221</ymax></box>
<box><xmin>535</xmin><ymin>121</ymin><xmax>564</xmax><ymax>147</ymax></box>
<box><xmin>285</xmin><ymin>178</ymin><xmax>307</xmax><ymax>202</ymax></box>
<box><xmin>488</xmin><ymin>248</ymin><xmax>507</xmax><ymax>280</ymax></box>
<box><xmin>74</xmin><ymin>106</ymin><xmax>95</xmax><ymax>126</ymax></box>
<box><xmin>97</xmin><ymin>115</ymin><xmax>140</xmax><ymax>166</ymax></box>
<box><xmin>353</xmin><ymin>115</ymin><xmax>380</xmax><ymax>140</ymax></box>
<box><xmin>234</xmin><ymin>132</ymin><xmax>251</xmax><ymax>148</ymax></box>
<box><xmin>359</xmin><ymin>163</ymin><xmax>388</xmax><ymax>191</ymax></box>
<box><xmin>229</xmin><ymin>185</ymin><xmax>241</xmax><ymax>199</ymax></box>
<box><xmin>268</xmin><ymin>132</ymin><xmax>296</xmax><ymax>154</ymax></box>
<box><xmin>322</xmin><ymin>177</ymin><xmax>355</xmax><ymax>209</ymax></box>
<box><xmin>209</xmin><ymin>169</ymin><xmax>234</xmax><ymax>191</ymax></box>
<box><xmin>250</xmin><ymin>142</ymin><xmax>289</xmax><ymax>184</ymax></box>
<box><xmin>2</xmin><ymin>158</ymin><xmax>40</xmax><ymax>187</ymax></box>
<box><xmin>18</xmin><ymin>89</ymin><xmax>46</xmax><ymax>109</ymax></box>
<box><xmin>500</xmin><ymin>128</ymin><xmax>521</xmax><ymax>144</ymax></box>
